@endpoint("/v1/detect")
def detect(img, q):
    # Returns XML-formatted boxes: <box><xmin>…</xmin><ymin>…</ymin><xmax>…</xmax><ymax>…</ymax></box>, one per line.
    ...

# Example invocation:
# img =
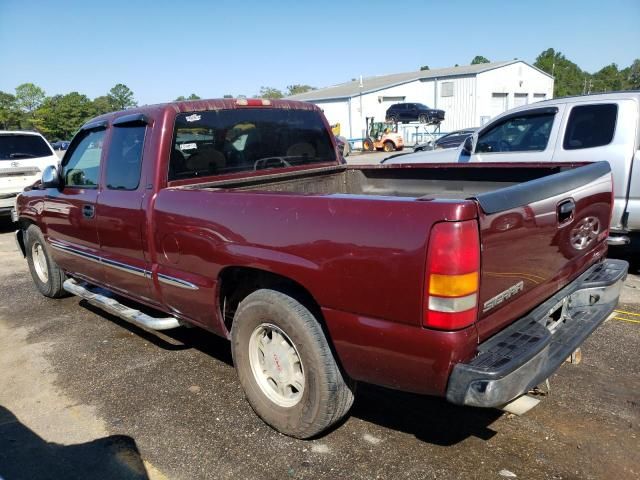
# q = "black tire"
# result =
<box><xmin>383</xmin><ymin>140</ymin><xmax>395</xmax><ymax>153</ymax></box>
<box><xmin>362</xmin><ymin>138</ymin><xmax>374</xmax><ymax>152</ymax></box>
<box><xmin>231</xmin><ymin>289</ymin><xmax>355</xmax><ymax>439</ymax></box>
<box><xmin>389</xmin><ymin>115</ymin><xmax>398</xmax><ymax>124</ymax></box>
<box><xmin>25</xmin><ymin>225</ymin><xmax>67</xmax><ymax>298</ymax></box>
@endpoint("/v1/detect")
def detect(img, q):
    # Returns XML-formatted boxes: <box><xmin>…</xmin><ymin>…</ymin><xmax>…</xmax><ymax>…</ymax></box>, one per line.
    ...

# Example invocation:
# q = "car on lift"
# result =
<box><xmin>385</xmin><ymin>103</ymin><xmax>445</xmax><ymax>124</ymax></box>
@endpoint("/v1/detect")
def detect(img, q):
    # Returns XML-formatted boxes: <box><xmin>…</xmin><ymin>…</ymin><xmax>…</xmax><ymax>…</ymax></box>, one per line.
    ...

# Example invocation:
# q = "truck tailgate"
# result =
<box><xmin>473</xmin><ymin>162</ymin><xmax>612</xmax><ymax>341</ymax></box>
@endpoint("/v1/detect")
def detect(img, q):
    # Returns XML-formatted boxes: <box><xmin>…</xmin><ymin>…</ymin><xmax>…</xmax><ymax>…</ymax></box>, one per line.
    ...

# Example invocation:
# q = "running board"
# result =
<box><xmin>63</xmin><ymin>279</ymin><xmax>182</xmax><ymax>331</ymax></box>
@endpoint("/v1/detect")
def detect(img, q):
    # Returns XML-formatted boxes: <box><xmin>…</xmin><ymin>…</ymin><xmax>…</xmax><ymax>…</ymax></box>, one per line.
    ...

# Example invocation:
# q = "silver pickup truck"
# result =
<box><xmin>384</xmin><ymin>92</ymin><xmax>640</xmax><ymax>250</ymax></box>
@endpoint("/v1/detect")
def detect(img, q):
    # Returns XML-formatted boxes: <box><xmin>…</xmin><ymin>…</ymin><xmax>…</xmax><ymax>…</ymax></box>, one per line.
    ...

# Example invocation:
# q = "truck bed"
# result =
<box><xmin>181</xmin><ymin>164</ymin><xmax>578</xmax><ymax>200</ymax></box>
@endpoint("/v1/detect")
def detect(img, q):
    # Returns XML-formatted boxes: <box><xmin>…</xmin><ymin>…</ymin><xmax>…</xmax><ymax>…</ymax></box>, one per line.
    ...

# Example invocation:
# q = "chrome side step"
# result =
<box><xmin>63</xmin><ymin>279</ymin><xmax>182</xmax><ymax>331</ymax></box>
<box><xmin>607</xmin><ymin>235</ymin><xmax>630</xmax><ymax>246</ymax></box>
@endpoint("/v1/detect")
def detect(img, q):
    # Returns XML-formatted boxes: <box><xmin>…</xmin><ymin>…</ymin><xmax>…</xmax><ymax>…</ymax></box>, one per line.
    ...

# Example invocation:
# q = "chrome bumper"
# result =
<box><xmin>446</xmin><ymin>259</ymin><xmax>628</xmax><ymax>408</ymax></box>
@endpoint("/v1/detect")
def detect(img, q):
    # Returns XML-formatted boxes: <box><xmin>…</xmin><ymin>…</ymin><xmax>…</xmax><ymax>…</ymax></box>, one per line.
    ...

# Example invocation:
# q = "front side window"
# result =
<box><xmin>476</xmin><ymin>112</ymin><xmax>555</xmax><ymax>153</ymax></box>
<box><xmin>169</xmin><ymin>108</ymin><xmax>337</xmax><ymax>181</ymax></box>
<box><xmin>0</xmin><ymin>134</ymin><xmax>53</xmax><ymax>160</ymax></box>
<box><xmin>105</xmin><ymin>125</ymin><xmax>146</xmax><ymax>190</ymax></box>
<box><xmin>563</xmin><ymin>104</ymin><xmax>617</xmax><ymax>150</ymax></box>
<box><xmin>62</xmin><ymin>129</ymin><xmax>105</xmax><ymax>187</ymax></box>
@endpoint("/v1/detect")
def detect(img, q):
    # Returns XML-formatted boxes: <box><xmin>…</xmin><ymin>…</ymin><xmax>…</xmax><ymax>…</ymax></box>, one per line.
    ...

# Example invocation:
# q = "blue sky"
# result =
<box><xmin>1</xmin><ymin>0</ymin><xmax>638</xmax><ymax>105</ymax></box>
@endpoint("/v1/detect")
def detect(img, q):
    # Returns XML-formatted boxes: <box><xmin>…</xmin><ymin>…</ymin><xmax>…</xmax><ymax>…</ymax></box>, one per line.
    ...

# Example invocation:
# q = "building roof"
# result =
<box><xmin>287</xmin><ymin>60</ymin><xmax>551</xmax><ymax>102</ymax></box>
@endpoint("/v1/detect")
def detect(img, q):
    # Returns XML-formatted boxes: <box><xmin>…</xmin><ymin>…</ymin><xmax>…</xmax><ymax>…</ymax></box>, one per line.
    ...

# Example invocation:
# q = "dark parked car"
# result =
<box><xmin>414</xmin><ymin>128</ymin><xmax>477</xmax><ymax>152</ymax></box>
<box><xmin>51</xmin><ymin>140</ymin><xmax>71</xmax><ymax>150</ymax></box>
<box><xmin>385</xmin><ymin>103</ymin><xmax>445</xmax><ymax>124</ymax></box>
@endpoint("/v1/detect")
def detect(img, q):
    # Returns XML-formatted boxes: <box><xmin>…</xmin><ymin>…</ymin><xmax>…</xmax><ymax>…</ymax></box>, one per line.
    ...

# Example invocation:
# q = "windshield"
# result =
<box><xmin>0</xmin><ymin>134</ymin><xmax>53</xmax><ymax>160</ymax></box>
<box><xmin>170</xmin><ymin>108</ymin><xmax>337</xmax><ymax>180</ymax></box>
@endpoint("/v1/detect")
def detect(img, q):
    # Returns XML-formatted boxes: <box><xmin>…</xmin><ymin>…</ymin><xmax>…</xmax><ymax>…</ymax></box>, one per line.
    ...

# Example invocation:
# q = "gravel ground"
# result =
<box><xmin>0</xmin><ymin>214</ymin><xmax>638</xmax><ymax>480</ymax></box>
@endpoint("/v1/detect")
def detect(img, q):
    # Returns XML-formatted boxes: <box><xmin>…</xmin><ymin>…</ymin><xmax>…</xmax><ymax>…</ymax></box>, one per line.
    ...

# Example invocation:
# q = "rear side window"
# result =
<box><xmin>62</xmin><ymin>129</ymin><xmax>105</xmax><ymax>188</ymax></box>
<box><xmin>476</xmin><ymin>112</ymin><xmax>555</xmax><ymax>153</ymax></box>
<box><xmin>105</xmin><ymin>125</ymin><xmax>146</xmax><ymax>190</ymax></box>
<box><xmin>169</xmin><ymin>108</ymin><xmax>336</xmax><ymax>181</ymax></box>
<box><xmin>0</xmin><ymin>134</ymin><xmax>52</xmax><ymax>160</ymax></box>
<box><xmin>563</xmin><ymin>104</ymin><xmax>617</xmax><ymax>150</ymax></box>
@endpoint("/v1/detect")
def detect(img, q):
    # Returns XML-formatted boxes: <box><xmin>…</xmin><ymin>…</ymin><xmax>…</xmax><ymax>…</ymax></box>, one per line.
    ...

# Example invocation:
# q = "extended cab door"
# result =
<box><xmin>551</xmin><ymin>100</ymin><xmax>638</xmax><ymax>232</ymax></box>
<box><xmin>468</xmin><ymin>106</ymin><xmax>564</xmax><ymax>163</ymax></box>
<box><xmin>42</xmin><ymin>122</ymin><xmax>107</xmax><ymax>284</ymax></box>
<box><xmin>95</xmin><ymin>114</ymin><xmax>156</xmax><ymax>304</ymax></box>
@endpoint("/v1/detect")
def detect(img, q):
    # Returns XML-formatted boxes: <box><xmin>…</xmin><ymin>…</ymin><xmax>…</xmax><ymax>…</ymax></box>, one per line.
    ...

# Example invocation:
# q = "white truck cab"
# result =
<box><xmin>385</xmin><ymin>92</ymin><xmax>640</xmax><ymax>248</ymax></box>
<box><xmin>1</xmin><ymin>131</ymin><xmax>59</xmax><ymax>217</ymax></box>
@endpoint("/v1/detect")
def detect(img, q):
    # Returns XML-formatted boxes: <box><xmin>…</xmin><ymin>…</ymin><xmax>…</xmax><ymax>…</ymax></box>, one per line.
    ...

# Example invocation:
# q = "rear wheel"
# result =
<box><xmin>389</xmin><ymin>115</ymin><xmax>398</xmax><ymax>124</ymax></box>
<box><xmin>362</xmin><ymin>138</ymin><xmax>374</xmax><ymax>152</ymax></box>
<box><xmin>25</xmin><ymin>225</ymin><xmax>67</xmax><ymax>298</ymax></box>
<box><xmin>383</xmin><ymin>140</ymin><xmax>395</xmax><ymax>153</ymax></box>
<box><xmin>231</xmin><ymin>289</ymin><xmax>355</xmax><ymax>438</ymax></box>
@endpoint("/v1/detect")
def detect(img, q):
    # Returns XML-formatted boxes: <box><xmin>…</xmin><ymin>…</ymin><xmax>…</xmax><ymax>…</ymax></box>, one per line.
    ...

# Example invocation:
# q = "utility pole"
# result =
<box><xmin>583</xmin><ymin>77</ymin><xmax>587</xmax><ymax>95</ymax></box>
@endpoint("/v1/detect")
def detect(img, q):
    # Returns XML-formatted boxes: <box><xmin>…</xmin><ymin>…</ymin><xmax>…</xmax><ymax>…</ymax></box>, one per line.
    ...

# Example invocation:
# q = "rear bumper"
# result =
<box><xmin>446</xmin><ymin>259</ymin><xmax>628</xmax><ymax>408</ymax></box>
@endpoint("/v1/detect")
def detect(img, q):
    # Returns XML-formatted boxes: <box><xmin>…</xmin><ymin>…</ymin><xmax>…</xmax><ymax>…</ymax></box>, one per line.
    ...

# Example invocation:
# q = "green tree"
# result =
<box><xmin>33</xmin><ymin>92</ymin><xmax>94</xmax><ymax>140</ymax></box>
<box><xmin>175</xmin><ymin>93</ymin><xmax>201</xmax><ymax>101</ymax></box>
<box><xmin>534</xmin><ymin>48</ymin><xmax>585</xmax><ymax>97</ymax></box>
<box><xmin>626</xmin><ymin>59</ymin><xmax>640</xmax><ymax>89</ymax></box>
<box><xmin>471</xmin><ymin>55</ymin><xmax>490</xmax><ymax>64</ymax></box>
<box><xmin>286</xmin><ymin>84</ymin><xmax>315</xmax><ymax>96</ymax></box>
<box><xmin>420</xmin><ymin>65</ymin><xmax>430</xmax><ymax>71</ymax></box>
<box><xmin>91</xmin><ymin>95</ymin><xmax>113</xmax><ymax>116</ymax></box>
<box><xmin>108</xmin><ymin>84</ymin><xmax>137</xmax><ymax>110</ymax></box>
<box><xmin>591</xmin><ymin>63</ymin><xmax>623</xmax><ymax>92</ymax></box>
<box><xmin>256</xmin><ymin>86</ymin><xmax>284</xmax><ymax>99</ymax></box>
<box><xmin>0</xmin><ymin>91</ymin><xmax>22</xmax><ymax>129</ymax></box>
<box><xmin>15</xmin><ymin>83</ymin><xmax>46</xmax><ymax>113</ymax></box>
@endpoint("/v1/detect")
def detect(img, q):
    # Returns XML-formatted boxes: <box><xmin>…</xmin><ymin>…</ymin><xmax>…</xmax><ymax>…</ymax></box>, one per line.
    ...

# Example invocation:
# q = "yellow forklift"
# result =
<box><xmin>363</xmin><ymin>117</ymin><xmax>404</xmax><ymax>152</ymax></box>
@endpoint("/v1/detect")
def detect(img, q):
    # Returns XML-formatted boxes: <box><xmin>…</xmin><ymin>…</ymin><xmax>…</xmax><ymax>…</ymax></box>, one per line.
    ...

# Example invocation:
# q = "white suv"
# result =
<box><xmin>1</xmin><ymin>131</ymin><xmax>59</xmax><ymax>217</ymax></box>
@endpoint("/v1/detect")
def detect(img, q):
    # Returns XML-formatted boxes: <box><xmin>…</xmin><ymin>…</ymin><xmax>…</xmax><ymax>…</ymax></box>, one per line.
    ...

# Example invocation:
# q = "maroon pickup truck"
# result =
<box><xmin>13</xmin><ymin>98</ymin><xmax>627</xmax><ymax>438</ymax></box>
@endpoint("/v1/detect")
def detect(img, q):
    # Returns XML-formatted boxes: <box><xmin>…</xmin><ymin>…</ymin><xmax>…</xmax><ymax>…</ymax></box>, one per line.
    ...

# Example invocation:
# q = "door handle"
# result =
<box><xmin>557</xmin><ymin>199</ymin><xmax>575</xmax><ymax>224</ymax></box>
<box><xmin>82</xmin><ymin>204</ymin><xmax>95</xmax><ymax>219</ymax></box>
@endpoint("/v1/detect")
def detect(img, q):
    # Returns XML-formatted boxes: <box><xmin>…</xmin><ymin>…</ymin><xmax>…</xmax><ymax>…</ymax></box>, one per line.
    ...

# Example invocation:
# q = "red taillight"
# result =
<box><xmin>424</xmin><ymin>220</ymin><xmax>480</xmax><ymax>330</ymax></box>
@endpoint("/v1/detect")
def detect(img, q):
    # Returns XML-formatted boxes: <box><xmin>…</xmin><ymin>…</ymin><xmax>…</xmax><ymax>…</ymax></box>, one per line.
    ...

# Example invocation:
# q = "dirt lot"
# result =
<box><xmin>0</xmin><ymin>209</ymin><xmax>638</xmax><ymax>479</ymax></box>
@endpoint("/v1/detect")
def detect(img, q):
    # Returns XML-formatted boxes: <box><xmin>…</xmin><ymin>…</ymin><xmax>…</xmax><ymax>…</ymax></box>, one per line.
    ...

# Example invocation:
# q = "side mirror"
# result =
<box><xmin>461</xmin><ymin>136</ymin><xmax>474</xmax><ymax>156</ymax></box>
<box><xmin>41</xmin><ymin>165</ymin><xmax>61</xmax><ymax>189</ymax></box>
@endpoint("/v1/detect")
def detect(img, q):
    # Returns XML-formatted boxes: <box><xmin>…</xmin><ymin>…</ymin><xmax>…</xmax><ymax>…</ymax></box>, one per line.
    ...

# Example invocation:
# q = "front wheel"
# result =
<box><xmin>231</xmin><ymin>289</ymin><xmax>355</xmax><ymax>438</ymax></box>
<box><xmin>25</xmin><ymin>225</ymin><xmax>67</xmax><ymax>298</ymax></box>
<box><xmin>383</xmin><ymin>140</ymin><xmax>395</xmax><ymax>152</ymax></box>
<box><xmin>362</xmin><ymin>138</ymin><xmax>374</xmax><ymax>152</ymax></box>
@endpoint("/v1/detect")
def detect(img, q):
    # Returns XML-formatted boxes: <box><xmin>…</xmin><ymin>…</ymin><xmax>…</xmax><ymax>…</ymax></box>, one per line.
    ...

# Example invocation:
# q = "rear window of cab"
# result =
<box><xmin>169</xmin><ymin>108</ymin><xmax>336</xmax><ymax>181</ymax></box>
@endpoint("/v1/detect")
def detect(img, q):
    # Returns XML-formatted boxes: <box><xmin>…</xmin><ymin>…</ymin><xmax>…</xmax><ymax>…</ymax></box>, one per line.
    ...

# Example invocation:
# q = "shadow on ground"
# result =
<box><xmin>0</xmin><ymin>217</ymin><xmax>15</xmax><ymax>234</ymax></box>
<box><xmin>79</xmin><ymin>300</ymin><xmax>501</xmax><ymax>446</ymax></box>
<box><xmin>0</xmin><ymin>406</ymin><xmax>150</xmax><ymax>480</ymax></box>
<box><xmin>348</xmin><ymin>383</ymin><xmax>501</xmax><ymax>445</ymax></box>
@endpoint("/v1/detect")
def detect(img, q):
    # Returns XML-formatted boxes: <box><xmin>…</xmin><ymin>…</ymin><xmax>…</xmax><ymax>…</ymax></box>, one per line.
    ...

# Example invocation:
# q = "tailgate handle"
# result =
<box><xmin>82</xmin><ymin>204</ymin><xmax>95</xmax><ymax>219</ymax></box>
<box><xmin>557</xmin><ymin>199</ymin><xmax>575</xmax><ymax>224</ymax></box>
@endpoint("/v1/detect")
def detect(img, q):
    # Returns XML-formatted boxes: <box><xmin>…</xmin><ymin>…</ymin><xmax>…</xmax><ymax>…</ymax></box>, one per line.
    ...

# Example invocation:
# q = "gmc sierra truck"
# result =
<box><xmin>12</xmin><ymin>98</ymin><xmax>627</xmax><ymax>438</ymax></box>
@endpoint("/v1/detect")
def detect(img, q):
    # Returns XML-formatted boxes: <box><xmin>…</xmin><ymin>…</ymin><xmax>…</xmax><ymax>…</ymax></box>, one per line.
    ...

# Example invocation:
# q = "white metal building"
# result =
<box><xmin>288</xmin><ymin>60</ymin><xmax>554</xmax><ymax>144</ymax></box>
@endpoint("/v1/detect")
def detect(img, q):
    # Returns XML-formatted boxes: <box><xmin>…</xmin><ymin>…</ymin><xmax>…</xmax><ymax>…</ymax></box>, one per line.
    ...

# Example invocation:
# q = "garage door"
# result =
<box><xmin>514</xmin><ymin>93</ymin><xmax>528</xmax><ymax>107</ymax></box>
<box><xmin>490</xmin><ymin>93</ymin><xmax>509</xmax><ymax>117</ymax></box>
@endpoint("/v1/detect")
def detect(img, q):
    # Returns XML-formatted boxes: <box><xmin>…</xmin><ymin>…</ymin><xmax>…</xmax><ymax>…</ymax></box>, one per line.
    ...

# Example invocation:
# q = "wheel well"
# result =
<box><xmin>218</xmin><ymin>267</ymin><xmax>323</xmax><ymax>334</ymax></box>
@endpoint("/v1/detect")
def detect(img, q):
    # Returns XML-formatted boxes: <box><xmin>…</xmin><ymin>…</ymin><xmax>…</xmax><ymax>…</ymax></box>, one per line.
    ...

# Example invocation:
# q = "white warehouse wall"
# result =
<box><xmin>309</xmin><ymin>61</ymin><xmax>554</xmax><ymax>144</ymax></box>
